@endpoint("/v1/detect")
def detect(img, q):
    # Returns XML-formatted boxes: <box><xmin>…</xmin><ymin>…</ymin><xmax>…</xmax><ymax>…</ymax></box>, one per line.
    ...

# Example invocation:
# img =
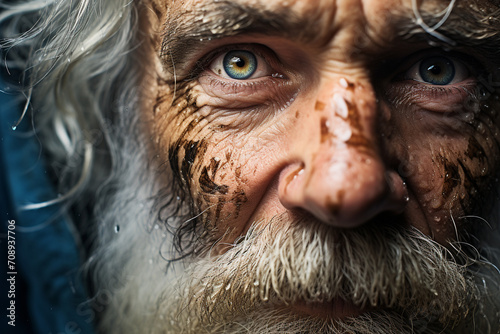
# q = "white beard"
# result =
<box><xmin>88</xmin><ymin>134</ymin><xmax>500</xmax><ymax>334</ymax></box>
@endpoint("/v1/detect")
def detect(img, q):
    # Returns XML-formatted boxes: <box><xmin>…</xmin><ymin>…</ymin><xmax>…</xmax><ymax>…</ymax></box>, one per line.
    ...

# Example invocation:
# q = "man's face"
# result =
<box><xmin>139</xmin><ymin>0</ymin><xmax>500</xmax><ymax>331</ymax></box>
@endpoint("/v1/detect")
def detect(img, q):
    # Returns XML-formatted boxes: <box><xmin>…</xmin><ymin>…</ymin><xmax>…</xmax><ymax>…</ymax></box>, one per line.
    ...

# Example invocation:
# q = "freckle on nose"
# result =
<box><xmin>315</xmin><ymin>101</ymin><xmax>325</xmax><ymax>111</ymax></box>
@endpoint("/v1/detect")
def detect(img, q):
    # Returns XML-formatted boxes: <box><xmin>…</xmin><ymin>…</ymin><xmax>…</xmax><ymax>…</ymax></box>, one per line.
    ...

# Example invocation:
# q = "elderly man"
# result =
<box><xmin>1</xmin><ymin>0</ymin><xmax>500</xmax><ymax>333</ymax></box>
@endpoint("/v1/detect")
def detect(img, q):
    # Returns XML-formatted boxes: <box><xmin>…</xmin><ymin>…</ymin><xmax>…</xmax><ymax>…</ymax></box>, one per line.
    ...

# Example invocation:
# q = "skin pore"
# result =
<box><xmin>142</xmin><ymin>0</ymin><xmax>500</xmax><ymax>322</ymax></box>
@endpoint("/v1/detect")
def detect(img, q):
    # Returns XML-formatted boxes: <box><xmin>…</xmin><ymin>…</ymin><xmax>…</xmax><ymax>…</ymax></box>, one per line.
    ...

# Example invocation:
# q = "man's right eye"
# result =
<box><xmin>208</xmin><ymin>49</ymin><xmax>274</xmax><ymax>80</ymax></box>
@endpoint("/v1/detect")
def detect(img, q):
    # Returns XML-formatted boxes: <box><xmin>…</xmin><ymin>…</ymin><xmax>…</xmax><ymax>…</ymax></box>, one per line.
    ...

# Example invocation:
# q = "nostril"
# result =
<box><xmin>279</xmin><ymin>153</ymin><xmax>411</xmax><ymax>228</ymax></box>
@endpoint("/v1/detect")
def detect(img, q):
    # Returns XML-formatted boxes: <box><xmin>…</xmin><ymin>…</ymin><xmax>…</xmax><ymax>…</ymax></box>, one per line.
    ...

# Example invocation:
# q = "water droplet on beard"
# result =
<box><xmin>11</xmin><ymin>125</ymin><xmax>17</xmax><ymax>131</ymax></box>
<box><xmin>225</xmin><ymin>283</ymin><xmax>231</xmax><ymax>290</ymax></box>
<box><xmin>404</xmin><ymin>195</ymin><xmax>410</xmax><ymax>202</ymax></box>
<box><xmin>154</xmin><ymin>224</ymin><xmax>159</xmax><ymax>230</ymax></box>
<box><xmin>253</xmin><ymin>280</ymin><xmax>260</xmax><ymax>286</ymax></box>
<box><xmin>114</xmin><ymin>225</ymin><xmax>120</xmax><ymax>233</ymax></box>
<box><xmin>176</xmin><ymin>196</ymin><xmax>181</xmax><ymax>201</ymax></box>
<box><xmin>477</xmin><ymin>122</ymin><xmax>486</xmax><ymax>134</ymax></box>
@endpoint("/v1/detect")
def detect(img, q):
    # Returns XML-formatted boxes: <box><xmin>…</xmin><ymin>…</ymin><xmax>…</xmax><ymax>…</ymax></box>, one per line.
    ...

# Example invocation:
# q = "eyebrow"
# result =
<box><xmin>160</xmin><ymin>0</ymin><xmax>500</xmax><ymax>76</ymax></box>
<box><xmin>160</xmin><ymin>1</ymin><xmax>331</xmax><ymax>73</ymax></box>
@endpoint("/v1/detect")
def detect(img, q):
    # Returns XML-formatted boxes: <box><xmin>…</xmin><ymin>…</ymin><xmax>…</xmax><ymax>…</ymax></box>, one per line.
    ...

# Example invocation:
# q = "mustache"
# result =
<box><xmin>178</xmin><ymin>214</ymin><xmax>479</xmax><ymax>328</ymax></box>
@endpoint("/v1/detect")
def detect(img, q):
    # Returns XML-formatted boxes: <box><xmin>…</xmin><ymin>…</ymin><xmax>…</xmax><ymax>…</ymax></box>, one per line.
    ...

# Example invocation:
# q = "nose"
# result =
<box><xmin>278</xmin><ymin>81</ymin><xmax>408</xmax><ymax>228</ymax></box>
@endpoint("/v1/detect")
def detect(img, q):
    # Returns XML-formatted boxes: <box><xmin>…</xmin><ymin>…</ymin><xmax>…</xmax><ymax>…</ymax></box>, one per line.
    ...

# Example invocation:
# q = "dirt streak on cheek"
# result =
<box><xmin>155</xmin><ymin>79</ymin><xmax>248</xmax><ymax>232</ymax></box>
<box><xmin>434</xmin><ymin>95</ymin><xmax>500</xmax><ymax>226</ymax></box>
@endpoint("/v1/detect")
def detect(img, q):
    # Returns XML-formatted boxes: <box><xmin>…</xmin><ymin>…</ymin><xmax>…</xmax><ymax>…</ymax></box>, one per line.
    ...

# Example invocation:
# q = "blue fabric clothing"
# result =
<box><xmin>0</xmin><ymin>80</ymin><xmax>95</xmax><ymax>334</ymax></box>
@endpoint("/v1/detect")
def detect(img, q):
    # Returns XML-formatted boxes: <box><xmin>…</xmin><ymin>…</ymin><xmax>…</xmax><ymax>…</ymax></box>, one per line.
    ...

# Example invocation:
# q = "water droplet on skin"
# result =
<box><xmin>339</xmin><ymin>78</ymin><xmax>349</xmax><ymax>88</ymax></box>
<box><xmin>333</xmin><ymin>121</ymin><xmax>352</xmax><ymax>142</ymax></box>
<box><xmin>463</xmin><ymin>112</ymin><xmax>474</xmax><ymax>123</ymax></box>
<box><xmin>332</xmin><ymin>93</ymin><xmax>348</xmax><ymax>119</ymax></box>
<box><xmin>434</xmin><ymin>216</ymin><xmax>441</xmax><ymax>222</ymax></box>
<box><xmin>404</xmin><ymin>195</ymin><xmax>410</xmax><ymax>202</ymax></box>
<box><xmin>114</xmin><ymin>225</ymin><xmax>120</xmax><ymax>233</ymax></box>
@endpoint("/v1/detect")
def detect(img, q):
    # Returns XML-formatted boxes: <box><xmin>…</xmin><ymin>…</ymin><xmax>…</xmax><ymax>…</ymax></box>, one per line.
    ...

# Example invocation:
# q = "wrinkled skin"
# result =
<box><xmin>142</xmin><ymin>0</ymin><xmax>500</xmax><ymax>320</ymax></box>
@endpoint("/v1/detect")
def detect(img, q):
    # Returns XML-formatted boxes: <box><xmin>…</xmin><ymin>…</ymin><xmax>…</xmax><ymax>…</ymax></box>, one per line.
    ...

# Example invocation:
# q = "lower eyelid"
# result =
<box><xmin>198</xmin><ymin>75</ymin><xmax>298</xmax><ymax>108</ymax></box>
<box><xmin>387</xmin><ymin>80</ymin><xmax>478</xmax><ymax>113</ymax></box>
<box><xmin>199</xmin><ymin>72</ymin><xmax>292</xmax><ymax>95</ymax></box>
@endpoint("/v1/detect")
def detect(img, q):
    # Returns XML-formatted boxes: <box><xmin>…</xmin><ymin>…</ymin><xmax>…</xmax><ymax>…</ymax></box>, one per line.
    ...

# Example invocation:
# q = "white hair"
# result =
<box><xmin>1</xmin><ymin>0</ymin><xmax>141</xmax><ymax>205</ymax></box>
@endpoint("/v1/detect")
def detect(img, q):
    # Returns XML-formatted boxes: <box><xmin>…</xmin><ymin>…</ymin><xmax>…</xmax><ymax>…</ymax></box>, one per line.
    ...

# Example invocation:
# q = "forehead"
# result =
<box><xmin>152</xmin><ymin>0</ymin><xmax>458</xmax><ymax>37</ymax></box>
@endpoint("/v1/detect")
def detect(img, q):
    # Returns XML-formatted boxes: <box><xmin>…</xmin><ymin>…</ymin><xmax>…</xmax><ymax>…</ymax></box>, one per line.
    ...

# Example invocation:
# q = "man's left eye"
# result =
<box><xmin>405</xmin><ymin>55</ymin><xmax>469</xmax><ymax>85</ymax></box>
<box><xmin>209</xmin><ymin>49</ymin><xmax>273</xmax><ymax>80</ymax></box>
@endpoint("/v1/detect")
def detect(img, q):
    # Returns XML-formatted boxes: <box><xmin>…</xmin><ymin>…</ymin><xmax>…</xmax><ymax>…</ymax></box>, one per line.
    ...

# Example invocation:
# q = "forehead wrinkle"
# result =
<box><xmin>159</xmin><ymin>0</ymin><xmax>500</xmax><ymax>76</ymax></box>
<box><xmin>395</xmin><ymin>0</ymin><xmax>500</xmax><ymax>53</ymax></box>
<box><xmin>159</xmin><ymin>0</ymin><xmax>335</xmax><ymax>73</ymax></box>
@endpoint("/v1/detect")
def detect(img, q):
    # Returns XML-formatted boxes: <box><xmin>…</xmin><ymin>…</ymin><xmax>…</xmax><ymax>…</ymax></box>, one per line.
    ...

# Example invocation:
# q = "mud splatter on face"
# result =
<box><xmin>151</xmin><ymin>72</ymin><xmax>252</xmax><ymax>256</ymax></box>
<box><xmin>442</xmin><ymin>157</ymin><xmax>460</xmax><ymax>200</ymax></box>
<box><xmin>315</xmin><ymin>100</ymin><xmax>325</xmax><ymax>111</ymax></box>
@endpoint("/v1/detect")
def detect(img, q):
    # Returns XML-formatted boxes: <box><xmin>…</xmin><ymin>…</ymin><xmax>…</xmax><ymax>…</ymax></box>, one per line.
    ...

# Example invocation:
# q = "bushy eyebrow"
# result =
<box><xmin>160</xmin><ymin>1</ymin><xmax>326</xmax><ymax>73</ymax></box>
<box><xmin>160</xmin><ymin>0</ymin><xmax>500</xmax><ymax>75</ymax></box>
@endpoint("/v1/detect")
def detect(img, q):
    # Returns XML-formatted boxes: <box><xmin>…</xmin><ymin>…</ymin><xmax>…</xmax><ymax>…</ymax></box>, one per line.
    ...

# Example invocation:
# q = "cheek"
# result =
<box><xmin>152</xmin><ymin>80</ymin><xmax>256</xmax><ymax>238</ymax></box>
<box><xmin>383</xmin><ymin>95</ymin><xmax>500</xmax><ymax>242</ymax></box>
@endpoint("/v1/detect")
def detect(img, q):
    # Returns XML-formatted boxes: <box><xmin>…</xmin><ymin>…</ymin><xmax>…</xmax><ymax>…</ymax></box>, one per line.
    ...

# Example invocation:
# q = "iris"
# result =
<box><xmin>223</xmin><ymin>50</ymin><xmax>257</xmax><ymax>80</ymax></box>
<box><xmin>419</xmin><ymin>56</ymin><xmax>456</xmax><ymax>85</ymax></box>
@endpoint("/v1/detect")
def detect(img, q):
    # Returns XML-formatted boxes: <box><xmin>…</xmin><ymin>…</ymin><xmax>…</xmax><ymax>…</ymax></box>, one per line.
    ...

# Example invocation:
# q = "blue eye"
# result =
<box><xmin>223</xmin><ymin>50</ymin><xmax>257</xmax><ymax>80</ymax></box>
<box><xmin>419</xmin><ymin>56</ymin><xmax>456</xmax><ymax>85</ymax></box>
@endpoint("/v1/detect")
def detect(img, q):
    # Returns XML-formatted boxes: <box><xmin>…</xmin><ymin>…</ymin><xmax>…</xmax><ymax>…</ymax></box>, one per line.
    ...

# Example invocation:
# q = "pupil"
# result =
<box><xmin>419</xmin><ymin>56</ymin><xmax>455</xmax><ymax>85</ymax></box>
<box><xmin>223</xmin><ymin>50</ymin><xmax>257</xmax><ymax>80</ymax></box>
<box><xmin>427</xmin><ymin>64</ymin><xmax>441</xmax><ymax>75</ymax></box>
<box><xmin>233</xmin><ymin>57</ymin><xmax>245</xmax><ymax>68</ymax></box>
